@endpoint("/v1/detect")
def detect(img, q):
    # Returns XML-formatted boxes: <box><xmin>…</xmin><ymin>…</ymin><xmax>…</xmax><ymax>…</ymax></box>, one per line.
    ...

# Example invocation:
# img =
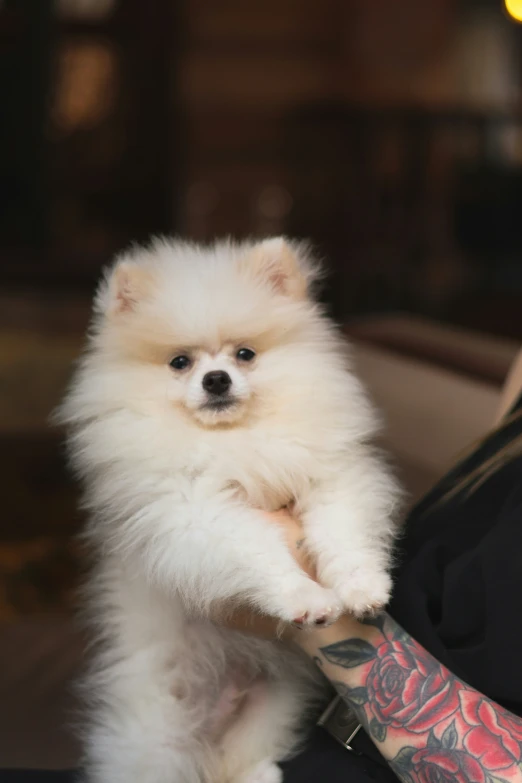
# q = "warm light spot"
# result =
<box><xmin>505</xmin><ymin>0</ymin><xmax>522</xmax><ymax>22</ymax></box>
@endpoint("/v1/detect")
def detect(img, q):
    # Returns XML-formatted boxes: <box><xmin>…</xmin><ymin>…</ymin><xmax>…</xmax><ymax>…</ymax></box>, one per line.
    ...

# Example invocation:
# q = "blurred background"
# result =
<box><xmin>3</xmin><ymin>0</ymin><xmax>522</xmax><ymax>768</ymax></box>
<box><xmin>2</xmin><ymin>0</ymin><xmax>522</xmax><ymax>619</ymax></box>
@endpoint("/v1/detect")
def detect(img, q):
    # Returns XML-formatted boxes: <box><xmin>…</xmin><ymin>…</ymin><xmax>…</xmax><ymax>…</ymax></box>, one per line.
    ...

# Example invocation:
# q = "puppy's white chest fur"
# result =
<box><xmin>180</xmin><ymin>427</ymin><xmax>318</xmax><ymax>512</ymax></box>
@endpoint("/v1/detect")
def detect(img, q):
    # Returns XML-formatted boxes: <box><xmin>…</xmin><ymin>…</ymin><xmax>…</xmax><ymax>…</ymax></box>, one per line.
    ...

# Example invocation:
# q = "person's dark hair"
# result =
<box><xmin>438</xmin><ymin>408</ymin><xmax>522</xmax><ymax>505</ymax></box>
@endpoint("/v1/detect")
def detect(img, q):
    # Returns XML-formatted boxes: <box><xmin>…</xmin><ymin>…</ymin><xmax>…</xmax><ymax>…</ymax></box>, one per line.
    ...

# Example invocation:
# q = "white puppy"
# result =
<box><xmin>58</xmin><ymin>237</ymin><xmax>401</xmax><ymax>783</ymax></box>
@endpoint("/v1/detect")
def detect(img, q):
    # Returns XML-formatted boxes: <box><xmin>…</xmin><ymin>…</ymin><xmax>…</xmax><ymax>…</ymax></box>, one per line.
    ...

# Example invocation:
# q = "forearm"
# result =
<box><xmin>297</xmin><ymin>612</ymin><xmax>522</xmax><ymax>782</ymax></box>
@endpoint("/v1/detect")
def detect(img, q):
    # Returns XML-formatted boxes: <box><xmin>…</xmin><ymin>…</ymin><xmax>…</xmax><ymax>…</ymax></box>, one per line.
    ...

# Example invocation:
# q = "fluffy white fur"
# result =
<box><xmin>58</xmin><ymin>237</ymin><xmax>401</xmax><ymax>783</ymax></box>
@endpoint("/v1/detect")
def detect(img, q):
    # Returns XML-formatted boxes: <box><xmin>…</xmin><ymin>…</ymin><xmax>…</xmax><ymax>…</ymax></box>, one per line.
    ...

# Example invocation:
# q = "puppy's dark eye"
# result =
<box><xmin>236</xmin><ymin>348</ymin><xmax>256</xmax><ymax>363</ymax></box>
<box><xmin>169</xmin><ymin>355</ymin><xmax>191</xmax><ymax>371</ymax></box>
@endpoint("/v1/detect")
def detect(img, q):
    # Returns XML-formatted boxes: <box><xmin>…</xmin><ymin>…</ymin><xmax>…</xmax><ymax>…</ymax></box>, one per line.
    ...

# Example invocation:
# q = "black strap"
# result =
<box><xmin>318</xmin><ymin>696</ymin><xmax>389</xmax><ymax>770</ymax></box>
<box><xmin>351</xmin><ymin>729</ymin><xmax>390</xmax><ymax>770</ymax></box>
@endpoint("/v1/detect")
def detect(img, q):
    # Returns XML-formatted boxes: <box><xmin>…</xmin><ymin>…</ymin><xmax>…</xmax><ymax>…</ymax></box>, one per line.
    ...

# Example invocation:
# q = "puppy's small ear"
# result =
<box><xmin>103</xmin><ymin>261</ymin><xmax>153</xmax><ymax>315</ymax></box>
<box><xmin>246</xmin><ymin>237</ymin><xmax>310</xmax><ymax>300</ymax></box>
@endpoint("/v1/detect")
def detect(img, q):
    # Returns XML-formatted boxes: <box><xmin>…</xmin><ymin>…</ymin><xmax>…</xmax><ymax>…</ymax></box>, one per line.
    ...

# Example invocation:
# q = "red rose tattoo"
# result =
<box><xmin>409</xmin><ymin>748</ymin><xmax>486</xmax><ymax>783</ymax></box>
<box><xmin>461</xmin><ymin>690</ymin><xmax>522</xmax><ymax>771</ymax></box>
<box><xmin>367</xmin><ymin>639</ymin><xmax>459</xmax><ymax>732</ymax></box>
<box><xmin>318</xmin><ymin>614</ymin><xmax>522</xmax><ymax>783</ymax></box>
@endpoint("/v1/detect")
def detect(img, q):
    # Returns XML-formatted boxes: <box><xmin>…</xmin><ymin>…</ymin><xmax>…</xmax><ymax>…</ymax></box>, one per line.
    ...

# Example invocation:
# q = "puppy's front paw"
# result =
<box><xmin>337</xmin><ymin>567</ymin><xmax>392</xmax><ymax>618</ymax></box>
<box><xmin>276</xmin><ymin>577</ymin><xmax>342</xmax><ymax>628</ymax></box>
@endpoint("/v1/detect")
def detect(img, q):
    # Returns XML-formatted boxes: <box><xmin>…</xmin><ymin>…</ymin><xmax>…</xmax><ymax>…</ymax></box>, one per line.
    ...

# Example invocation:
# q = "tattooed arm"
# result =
<box><xmin>296</xmin><ymin>612</ymin><xmax>522</xmax><ymax>783</ymax></box>
<box><xmin>224</xmin><ymin>511</ymin><xmax>522</xmax><ymax>782</ymax></box>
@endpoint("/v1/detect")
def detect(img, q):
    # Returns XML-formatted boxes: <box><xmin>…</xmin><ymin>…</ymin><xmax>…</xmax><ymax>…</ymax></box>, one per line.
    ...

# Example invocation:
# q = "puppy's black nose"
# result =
<box><xmin>202</xmin><ymin>370</ymin><xmax>231</xmax><ymax>396</ymax></box>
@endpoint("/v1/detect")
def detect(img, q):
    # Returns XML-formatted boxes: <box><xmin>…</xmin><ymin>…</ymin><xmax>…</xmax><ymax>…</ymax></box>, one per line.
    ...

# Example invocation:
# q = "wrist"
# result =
<box><xmin>291</xmin><ymin>612</ymin><xmax>372</xmax><ymax>653</ymax></box>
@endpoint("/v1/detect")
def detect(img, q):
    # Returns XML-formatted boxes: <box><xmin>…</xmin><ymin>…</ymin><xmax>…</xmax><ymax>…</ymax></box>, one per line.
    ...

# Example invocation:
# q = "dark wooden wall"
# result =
<box><xmin>1</xmin><ymin>0</ymin><xmax>522</xmax><ymax>324</ymax></box>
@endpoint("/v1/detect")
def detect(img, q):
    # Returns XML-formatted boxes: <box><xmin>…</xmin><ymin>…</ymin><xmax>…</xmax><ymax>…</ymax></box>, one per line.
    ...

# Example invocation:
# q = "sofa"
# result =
<box><xmin>0</xmin><ymin>310</ymin><xmax>519</xmax><ymax>770</ymax></box>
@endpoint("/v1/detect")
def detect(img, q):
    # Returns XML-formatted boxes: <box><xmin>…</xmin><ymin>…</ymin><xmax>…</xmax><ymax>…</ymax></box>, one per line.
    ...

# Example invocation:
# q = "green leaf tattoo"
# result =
<box><xmin>344</xmin><ymin>686</ymin><xmax>368</xmax><ymax>706</ymax></box>
<box><xmin>320</xmin><ymin>638</ymin><xmax>377</xmax><ymax>668</ymax></box>
<box><xmin>427</xmin><ymin>728</ymin><xmax>441</xmax><ymax>749</ymax></box>
<box><xmin>390</xmin><ymin>746</ymin><xmax>417</xmax><ymax>776</ymax></box>
<box><xmin>370</xmin><ymin>717</ymin><xmax>387</xmax><ymax>743</ymax></box>
<box><xmin>361</xmin><ymin>614</ymin><xmax>386</xmax><ymax>632</ymax></box>
<box><xmin>441</xmin><ymin>720</ymin><xmax>458</xmax><ymax>750</ymax></box>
